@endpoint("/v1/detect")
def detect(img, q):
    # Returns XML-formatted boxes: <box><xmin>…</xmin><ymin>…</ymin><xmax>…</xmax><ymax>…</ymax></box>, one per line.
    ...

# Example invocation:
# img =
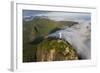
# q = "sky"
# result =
<box><xmin>23</xmin><ymin>10</ymin><xmax>91</xmax><ymax>22</ymax></box>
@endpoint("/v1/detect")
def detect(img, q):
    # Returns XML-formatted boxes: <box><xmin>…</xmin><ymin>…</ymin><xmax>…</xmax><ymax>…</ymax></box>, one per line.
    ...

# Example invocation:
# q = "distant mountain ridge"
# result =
<box><xmin>23</xmin><ymin>16</ymin><xmax>49</xmax><ymax>21</ymax></box>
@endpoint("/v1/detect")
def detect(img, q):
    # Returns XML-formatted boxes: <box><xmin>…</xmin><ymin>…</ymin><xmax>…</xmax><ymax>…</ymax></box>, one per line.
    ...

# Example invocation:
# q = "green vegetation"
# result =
<box><xmin>23</xmin><ymin>17</ymin><xmax>78</xmax><ymax>62</ymax></box>
<box><xmin>37</xmin><ymin>38</ymin><xmax>78</xmax><ymax>61</ymax></box>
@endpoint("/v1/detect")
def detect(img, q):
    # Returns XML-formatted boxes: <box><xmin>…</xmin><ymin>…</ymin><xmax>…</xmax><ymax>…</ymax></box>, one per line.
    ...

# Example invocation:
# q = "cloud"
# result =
<box><xmin>23</xmin><ymin>10</ymin><xmax>91</xmax><ymax>22</ymax></box>
<box><xmin>37</xmin><ymin>12</ymin><xmax>91</xmax><ymax>22</ymax></box>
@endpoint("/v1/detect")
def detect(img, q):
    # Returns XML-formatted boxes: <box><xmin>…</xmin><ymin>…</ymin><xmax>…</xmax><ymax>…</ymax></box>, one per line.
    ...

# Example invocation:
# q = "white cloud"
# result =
<box><xmin>36</xmin><ymin>12</ymin><xmax>91</xmax><ymax>22</ymax></box>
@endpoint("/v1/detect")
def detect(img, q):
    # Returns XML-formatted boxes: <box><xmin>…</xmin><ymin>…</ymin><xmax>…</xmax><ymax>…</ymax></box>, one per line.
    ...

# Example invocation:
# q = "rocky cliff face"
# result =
<box><xmin>36</xmin><ymin>38</ymin><xmax>79</xmax><ymax>62</ymax></box>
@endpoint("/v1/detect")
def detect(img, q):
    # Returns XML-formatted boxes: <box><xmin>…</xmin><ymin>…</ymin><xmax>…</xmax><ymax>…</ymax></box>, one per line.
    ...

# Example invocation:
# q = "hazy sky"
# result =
<box><xmin>23</xmin><ymin>10</ymin><xmax>91</xmax><ymax>22</ymax></box>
